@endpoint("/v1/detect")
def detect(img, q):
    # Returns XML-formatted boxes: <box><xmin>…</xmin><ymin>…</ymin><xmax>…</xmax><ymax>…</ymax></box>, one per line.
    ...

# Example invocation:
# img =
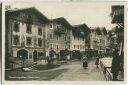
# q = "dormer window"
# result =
<box><xmin>14</xmin><ymin>22</ymin><xmax>19</xmax><ymax>32</ymax></box>
<box><xmin>26</xmin><ymin>24</ymin><xmax>32</xmax><ymax>34</ymax></box>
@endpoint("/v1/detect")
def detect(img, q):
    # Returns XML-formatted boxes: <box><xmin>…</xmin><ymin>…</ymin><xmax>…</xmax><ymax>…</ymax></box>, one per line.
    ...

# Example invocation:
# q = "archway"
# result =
<box><xmin>17</xmin><ymin>49</ymin><xmax>28</xmax><ymax>60</ymax></box>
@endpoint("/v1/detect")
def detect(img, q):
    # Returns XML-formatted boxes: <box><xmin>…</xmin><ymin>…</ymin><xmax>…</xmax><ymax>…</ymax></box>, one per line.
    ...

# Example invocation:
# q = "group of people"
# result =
<box><xmin>82</xmin><ymin>56</ymin><xmax>100</xmax><ymax>69</ymax></box>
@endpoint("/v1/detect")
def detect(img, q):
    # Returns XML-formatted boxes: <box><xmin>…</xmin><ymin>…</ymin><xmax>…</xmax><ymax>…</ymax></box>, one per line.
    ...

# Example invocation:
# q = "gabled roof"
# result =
<box><xmin>73</xmin><ymin>24</ymin><xmax>89</xmax><ymax>30</ymax></box>
<box><xmin>50</xmin><ymin>17</ymin><xmax>72</xmax><ymax>30</ymax></box>
<box><xmin>72</xmin><ymin>23</ymin><xmax>90</xmax><ymax>38</ymax></box>
<box><xmin>6</xmin><ymin>7</ymin><xmax>49</xmax><ymax>24</ymax></box>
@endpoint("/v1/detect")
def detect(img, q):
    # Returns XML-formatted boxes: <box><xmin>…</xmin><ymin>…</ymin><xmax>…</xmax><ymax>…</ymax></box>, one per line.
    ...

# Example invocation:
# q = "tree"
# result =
<box><xmin>108</xmin><ymin>30</ymin><xmax>113</xmax><ymax>37</ymax></box>
<box><xmin>102</xmin><ymin>27</ymin><xmax>107</xmax><ymax>35</ymax></box>
<box><xmin>95</xmin><ymin>27</ymin><xmax>102</xmax><ymax>35</ymax></box>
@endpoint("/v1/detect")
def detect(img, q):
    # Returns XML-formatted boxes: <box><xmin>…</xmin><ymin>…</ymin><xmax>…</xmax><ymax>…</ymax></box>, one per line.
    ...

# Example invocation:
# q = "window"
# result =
<box><xmin>50</xmin><ymin>24</ymin><xmax>52</xmax><ymax>28</ymax></box>
<box><xmin>77</xmin><ymin>45</ymin><xmax>79</xmax><ymax>49</ymax></box>
<box><xmin>57</xmin><ymin>45</ymin><xmax>59</xmax><ymax>49</ymax></box>
<box><xmin>69</xmin><ymin>45</ymin><xmax>70</xmax><ymax>49</ymax></box>
<box><xmin>38</xmin><ymin>27</ymin><xmax>42</xmax><ymax>35</ymax></box>
<box><xmin>74</xmin><ymin>36</ymin><xmax>76</xmax><ymax>40</ymax></box>
<box><xmin>50</xmin><ymin>44</ymin><xmax>53</xmax><ymax>48</ymax></box>
<box><xmin>57</xmin><ymin>25</ymin><xmax>59</xmax><ymax>29</ymax></box>
<box><xmin>14</xmin><ymin>22</ymin><xmax>19</xmax><ymax>32</ymax></box>
<box><xmin>80</xmin><ymin>45</ymin><xmax>82</xmax><ymax>49</ymax></box>
<box><xmin>26</xmin><ymin>37</ymin><xmax>32</xmax><ymax>46</ymax></box>
<box><xmin>50</xmin><ymin>34</ymin><xmax>53</xmax><ymax>39</ymax></box>
<box><xmin>57</xmin><ymin>36</ymin><xmax>59</xmax><ymax>41</ymax></box>
<box><xmin>83</xmin><ymin>38</ymin><xmax>84</xmax><ymax>41</ymax></box>
<box><xmin>68</xmin><ymin>36</ymin><xmax>70</xmax><ymax>40</ymax></box>
<box><xmin>26</xmin><ymin>24</ymin><xmax>32</xmax><ymax>33</ymax></box>
<box><xmin>65</xmin><ymin>36</ymin><xmax>67</xmax><ymax>41</ymax></box>
<box><xmin>74</xmin><ymin>45</ymin><xmax>76</xmax><ymax>49</ymax></box>
<box><xmin>38</xmin><ymin>38</ymin><xmax>42</xmax><ymax>47</ymax></box>
<box><xmin>29</xmin><ymin>53</ymin><xmax>32</xmax><ymax>59</ymax></box>
<box><xmin>13</xmin><ymin>35</ymin><xmax>20</xmax><ymax>45</ymax></box>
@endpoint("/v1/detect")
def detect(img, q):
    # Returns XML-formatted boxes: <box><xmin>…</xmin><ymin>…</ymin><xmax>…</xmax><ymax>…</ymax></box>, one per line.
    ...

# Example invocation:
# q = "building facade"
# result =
<box><xmin>5</xmin><ymin>7</ymin><xmax>49</xmax><ymax>66</ymax></box>
<box><xmin>90</xmin><ymin>27</ymin><xmax>108</xmax><ymax>56</ymax></box>
<box><xmin>5</xmin><ymin>7</ymin><xmax>93</xmax><ymax>67</ymax></box>
<box><xmin>70</xmin><ymin>24</ymin><xmax>90</xmax><ymax>52</ymax></box>
<box><xmin>45</xmin><ymin>17</ymin><xmax>72</xmax><ymax>54</ymax></box>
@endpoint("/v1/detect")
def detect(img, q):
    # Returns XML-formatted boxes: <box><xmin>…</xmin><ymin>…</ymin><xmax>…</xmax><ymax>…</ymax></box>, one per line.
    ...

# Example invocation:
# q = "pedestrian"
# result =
<box><xmin>111</xmin><ymin>48</ymin><xmax>120</xmax><ymax>81</ymax></box>
<box><xmin>95</xmin><ymin>57</ymin><xmax>99</xmax><ymax>68</ymax></box>
<box><xmin>45</xmin><ymin>50</ymin><xmax>49</xmax><ymax>63</ymax></box>
<box><xmin>67</xmin><ymin>54</ymin><xmax>71</xmax><ymax>64</ymax></box>
<box><xmin>49</xmin><ymin>48</ymin><xmax>55</xmax><ymax>64</ymax></box>
<box><xmin>56</xmin><ymin>53</ymin><xmax>60</xmax><ymax>64</ymax></box>
<box><xmin>83</xmin><ymin>59</ymin><xmax>88</xmax><ymax>69</ymax></box>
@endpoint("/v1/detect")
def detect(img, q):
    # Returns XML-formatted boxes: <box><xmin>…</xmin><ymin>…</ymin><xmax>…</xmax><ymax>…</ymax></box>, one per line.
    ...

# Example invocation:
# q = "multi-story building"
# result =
<box><xmin>90</xmin><ymin>27</ymin><xmax>108</xmax><ymax>55</ymax></box>
<box><xmin>5</xmin><ymin>7</ymin><xmax>49</xmax><ymax>65</ymax></box>
<box><xmin>45</xmin><ymin>17</ymin><xmax>72</xmax><ymax>54</ymax></box>
<box><xmin>5</xmin><ymin>7</ymin><xmax>91</xmax><ymax>67</ymax></box>
<box><xmin>70</xmin><ymin>24</ymin><xmax>90</xmax><ymax>52</ymax></box>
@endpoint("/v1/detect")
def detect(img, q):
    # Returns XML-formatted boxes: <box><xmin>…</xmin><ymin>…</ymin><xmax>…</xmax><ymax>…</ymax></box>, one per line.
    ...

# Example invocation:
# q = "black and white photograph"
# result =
<box><xmin>0</xmin><ymin>2</ymin><xmax>2</xmax><ymax>83</ymax></box>
<box><xmin>4</xmin><ymin>1</ymin><xmax>125</xmax><ymax>82</ymax></box>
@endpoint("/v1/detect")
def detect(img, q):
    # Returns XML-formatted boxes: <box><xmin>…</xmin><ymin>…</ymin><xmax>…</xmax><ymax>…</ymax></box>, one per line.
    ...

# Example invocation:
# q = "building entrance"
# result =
<box><xmin>17</xmin><ymin>49</ymin><xmax>28</xmax><ymax>60</ymax></box>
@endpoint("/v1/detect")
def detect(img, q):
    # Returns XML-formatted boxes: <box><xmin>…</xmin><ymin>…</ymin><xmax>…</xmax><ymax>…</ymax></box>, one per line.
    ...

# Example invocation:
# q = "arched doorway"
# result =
<box><xmin>17</xmin><ymin>49</ymin><xmax>28</xmax><ymax>60</ymax></box>
<box><xmin>33</xmin><ymin>50</ymin><xmax>38</xmax><ymax>62</ymax></box>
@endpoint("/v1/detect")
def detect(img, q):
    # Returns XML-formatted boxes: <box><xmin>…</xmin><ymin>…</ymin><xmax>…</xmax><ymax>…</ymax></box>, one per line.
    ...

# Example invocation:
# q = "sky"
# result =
<box><xmin>6</xmin><ymin>2</ymin><xmax>121</xmax><ymax>30</ymax></box>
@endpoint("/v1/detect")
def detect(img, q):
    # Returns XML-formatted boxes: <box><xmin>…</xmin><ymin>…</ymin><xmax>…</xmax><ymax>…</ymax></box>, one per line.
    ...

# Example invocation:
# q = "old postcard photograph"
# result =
<box><xmin>2</xmin><ymin>1</ymin><xmax>126</xmax><ymax>84</ymax></box>
<box><xmin>0</xmin><ymin>2</ymin><xmax>2</xmax><ymax>83</ymax></box>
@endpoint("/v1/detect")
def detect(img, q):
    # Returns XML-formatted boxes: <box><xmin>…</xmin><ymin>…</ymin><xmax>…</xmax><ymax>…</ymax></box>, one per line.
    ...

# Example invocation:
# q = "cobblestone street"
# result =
<box><xmin>52</xmin><ymin>59</ymin><xmax>106</xmax><ymax>81</ymax></box>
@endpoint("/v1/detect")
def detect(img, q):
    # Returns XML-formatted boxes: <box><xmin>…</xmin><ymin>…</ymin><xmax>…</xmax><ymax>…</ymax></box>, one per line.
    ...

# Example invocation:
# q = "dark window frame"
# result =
<box><xmin>38</xmin><ymin>27</ymin><xmax>42</xmax><ymax>35</ymax></box>
<box><xmin>14</xmin><ymin>22</ymin><xmax>19</xmax><ymax>32</ymax></box>
<box><xmin>38</xmin><ymin>38</ymin><xmax>42</xmax><ymax>47</ymax></box>
<box><xmin>26</xmin><ymin>24</ymin><xmax>32</xmax><ymax>34</ymax></box>
<box><xmin>26</xmin><ymin>37</ymin><xmax>32</xmax><ymax>46</ymax></box>
<box><xmin>13</xmin><ymin>35</ymin><xmax>20</xmax><ymax>45</ymax></box>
